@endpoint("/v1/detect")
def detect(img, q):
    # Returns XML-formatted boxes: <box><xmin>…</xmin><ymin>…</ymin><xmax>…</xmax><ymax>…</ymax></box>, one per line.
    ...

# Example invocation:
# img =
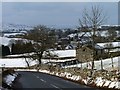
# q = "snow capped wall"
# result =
<box><xmin>97</xmin><ymin>42</ymin><xmax>120</xmax><ymax>48</ymax></box>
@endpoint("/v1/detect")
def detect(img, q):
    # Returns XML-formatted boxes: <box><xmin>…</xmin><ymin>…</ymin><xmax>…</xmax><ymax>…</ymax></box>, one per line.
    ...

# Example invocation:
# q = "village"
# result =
<box><xmin>0</xmin><ymin>23</ymin><xmax>120</xmax><ymax>90</ymax></box>
<box><xmin>0</xmin><ymin>1</ymin><xmax>120</xmax><ymax>90</ymax></box>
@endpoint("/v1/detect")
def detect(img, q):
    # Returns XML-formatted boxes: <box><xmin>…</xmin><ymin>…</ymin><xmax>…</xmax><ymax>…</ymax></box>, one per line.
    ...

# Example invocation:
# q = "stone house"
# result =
<box><xmin>76</xmin><ymin>44</ymin><xmax>104</xmax><ymax>63</ymax></box>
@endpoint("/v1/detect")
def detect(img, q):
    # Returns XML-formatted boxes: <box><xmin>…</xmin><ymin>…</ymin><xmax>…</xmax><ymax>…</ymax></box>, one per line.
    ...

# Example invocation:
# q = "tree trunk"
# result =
<box><xmin>23</xmin><ymin>55</ymin><xmax>30</xmax><ymax>69</ymax></box>
<box><xmin>101</xmin><ymin>58</ymin><xmax>103</xmax><ymax>70</ymax></box>
<box><xmin>38</xmin><ymin>51</ymin><xmax>44</xmax><ymax>64</ymax></box>
<box><xmin>25</xmin><ymin>57</ymin><xmax>30</xmax><ymax>68</ymax></box>
<box><xmin>37</xmin><ymin>51</ymin><xmax>44</xmax><ymax>71</ymax></box>
<box><xmin>91</xmin><ymin>27</ymin><xmax>96</xmax><ymax>76</ymax></box>
<box><xmin>81</xmin><ymin>62</ymin><xmax>82</xmax><ymax>69</ymax></box>
<box><xmin>110</xmin><ymin>53</ymin><xmax>114</xmax><ymax>70</ymax></box>
<box><xmin>111</xmin><ymin>56</ymin><xmax>114</xmax><ymax>69</ymax></box>
<box><xmin>91</xmin><ymin>59</ymin><xmax>94</xmax><ymax>76</ymax></box>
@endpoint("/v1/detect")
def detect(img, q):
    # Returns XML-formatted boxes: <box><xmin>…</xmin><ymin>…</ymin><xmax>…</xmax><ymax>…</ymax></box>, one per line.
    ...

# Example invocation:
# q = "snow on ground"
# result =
<box><xmin>0</xmin><ymin>37</ymin><xmax>12</xmax><ymax>46</ymax></box>
<box><xmin>63</xmin><ymin>56</ymin><xmax>119</xmax><ymax>71</ymax></box>
<box><xmin>1</xmin><ymin>49</ymin><xmax>117</xmax><ymax>89</ymax></box>
<box><xmin>0</xmin><ymin>36</ymin><xmax>32</xmax><ymax>46</ymax></box>
<box><xmin>0</xmin><ymin>58</ymin><xmax>76</xmax><ymax>68</ymax></box>
<box><xmin>41</xmin><ymin>58</ymin><xmax>76</xmax><ymax>64</ymax></box>
<box><xmin>6</xmin><ymin>52</ymin><xmax>35</xmax><ymax>58</ymax></box>
<box><xmin>109</xmin><ymin>48</ymin><xmax>120</xmax><ymax>52</ymax></box>
<box><xmin>68</xmin><ymin>30</ymin><xmax>119</xmax><ymax>38</ymax></box>
<box><xmin>0</xmin><ymin>58</ymin><xmax>38</xmax><ymax>67</ymax></box>
<box><xmin>15</xmin><ymin>68</ymin><xmax>120</xmax><ymax>89</ymax></box>
<box><xmin>3</xmin><ymin>72</ymin><xmax>19</xmax><ymax>88</ymax></box>
<box><xmin>0</xmin><ymin>54</ymin><xmax>119</xmax><ymax>71</ymax></box>
<box><xmin>3</xmin><ymin>74</ymin><xmax>16</xmax><ymax>86</ymax></box>
<box><xmin>1</xmin><ymin>50</ymin><xmax>76</xmax><ymax>67</ymax></box>
<box><xmin>6</xmin><ymin>50</ymin><xmax>76</xmax><ymax>58</ymax></box>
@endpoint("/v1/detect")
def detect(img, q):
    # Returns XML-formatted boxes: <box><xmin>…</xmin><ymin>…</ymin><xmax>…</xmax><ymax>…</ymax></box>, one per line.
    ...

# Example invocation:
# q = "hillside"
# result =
<box><xmin>1</xmin><ymin>23</ymin><xmax>33</xmax><ymax>32</ymax></box>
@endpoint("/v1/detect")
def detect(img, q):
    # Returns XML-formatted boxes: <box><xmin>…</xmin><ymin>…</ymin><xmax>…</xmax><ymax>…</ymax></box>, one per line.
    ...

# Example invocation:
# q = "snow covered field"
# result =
<box><xmin>6</xmin><ymin>50</ymin><xmax>76</xmax><ymax>58</ymax></box>
<box><xmin>0</xmin><ymin>48</ymin><xmax>119</xmax><ymax>71</ymax></box>
<box><xmin>0</xmin><ymin>37</ymin><xmax>12</xmax><ymax>46</ymax></box>
<box><xmin>68</xmin><ymin>30</ymin><xmax>120</xmax><ymax>38</ymax></box>
<box><xmin>0</xmin><ymin>50</ymin><xmax>76</xmax><ymax>68</ymax></box>
<box><xmin>0</xmin><ymin>36</ymin><xmax>32</xmax><ymax>46</ymax></box>
<box><xmin>0</xmin><ymin>58</ymin><xmax>38</xmax><ymax>67</ymax></box>
<box><xmin>1</xmin><ymin>49</ymin><xmax>119</xmax><ymax>90</ymax></box>
<box><xmin>63</xmin><ymin>56</ymin><xmax>119</xmax><ymax>71</ymax></box>
<box><xmin>0</xmin><ymin>56</ymin><xmax>119</xmax><ymax>72</ymax></box>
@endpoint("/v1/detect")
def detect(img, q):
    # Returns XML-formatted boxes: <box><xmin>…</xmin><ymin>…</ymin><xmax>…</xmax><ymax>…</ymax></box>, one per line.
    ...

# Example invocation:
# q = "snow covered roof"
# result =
<box><xmin>95</xmin><ymin>44</ymin><xmax>104</xmax><ymax>49</ymax></box>
<box><xmin>49</xmin><ymin>50</ymin><xmax>76</xmax><ymax>58</ymax></box>
<box><xmin>82</xmin><ymin>44</ymin><xmax>103</xmax><ymax>50</ymax></box>
<box><xmin>3</xmin><ymin>32</ymin><xmax>25</xmax><ymax>37</ymax></box>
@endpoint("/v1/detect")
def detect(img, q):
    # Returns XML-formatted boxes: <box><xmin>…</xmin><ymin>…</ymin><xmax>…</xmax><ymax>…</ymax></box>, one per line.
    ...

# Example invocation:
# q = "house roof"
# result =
<box><xmin>82</xmin><ymin>44</ymin><xmax>103</xmax><ymax>50</ymax></box>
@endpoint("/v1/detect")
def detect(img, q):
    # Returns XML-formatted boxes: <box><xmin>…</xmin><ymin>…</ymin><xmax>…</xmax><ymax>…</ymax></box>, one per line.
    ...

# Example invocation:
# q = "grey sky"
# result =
<box><xmin>2</xmin><ymin>2</ymin><xmax>118</xmax><ymax>28</ymax></box>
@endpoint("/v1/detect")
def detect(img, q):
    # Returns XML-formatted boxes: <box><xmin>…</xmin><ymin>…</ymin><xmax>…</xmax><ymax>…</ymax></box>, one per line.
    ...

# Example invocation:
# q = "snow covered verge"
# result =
<box><xmin>2</xmin><ymin>69</ymin><xmax>19</xmax><ymax>89</ymax></box>
<box><xmin>15</xmin><ymin>68</ymin><xmax>120</xmax><ymax>90</ymax></box>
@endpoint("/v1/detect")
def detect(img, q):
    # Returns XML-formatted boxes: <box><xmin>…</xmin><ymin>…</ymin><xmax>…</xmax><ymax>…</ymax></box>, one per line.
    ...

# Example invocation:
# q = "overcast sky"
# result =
<box><xmin>2</xmin><ymin>2</ymin><xmax>118</xmax><ymax>28</ymax></box>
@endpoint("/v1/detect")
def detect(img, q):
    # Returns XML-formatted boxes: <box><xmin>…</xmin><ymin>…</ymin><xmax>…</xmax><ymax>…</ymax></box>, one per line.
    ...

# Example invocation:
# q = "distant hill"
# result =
<box><xmin>1</xmin><ymin>23</ymin><xmax>34</xmax><ymax>33</ymax></box>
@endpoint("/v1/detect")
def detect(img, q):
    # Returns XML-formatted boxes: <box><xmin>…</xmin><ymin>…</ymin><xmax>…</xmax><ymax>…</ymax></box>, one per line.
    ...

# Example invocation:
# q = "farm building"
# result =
<box><xmin>76</xmin><ymin>44</ymin><xmax>104</xmax><ymax>63</ymax></box>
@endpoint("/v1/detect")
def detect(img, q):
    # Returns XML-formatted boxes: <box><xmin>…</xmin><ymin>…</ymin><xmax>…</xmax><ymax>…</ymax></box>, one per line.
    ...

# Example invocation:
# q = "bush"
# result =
<box><xmin>11</xmin><ymin>41</ymin><xmax>34</xmax><ymax>54</ymax></box>
<box><xmin>2</xmin><ymin>69</ymin><xmax>15</xmax><ymax>77</ymax></box>
<box><xmin>1</xmin><ymin>45</ymin><xmax>10</xmax><ymax>56</ymax></box>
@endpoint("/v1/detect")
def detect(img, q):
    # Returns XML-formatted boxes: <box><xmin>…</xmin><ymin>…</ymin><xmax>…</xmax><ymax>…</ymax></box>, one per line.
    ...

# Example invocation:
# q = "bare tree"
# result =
<box><xmin>79</xmin><ymin>5</ymin><xmax>106</xmax><ymax>76</ymax></box>
<box><xmin>24</xmin><ymin>25</ymin><xmax>56</xmax><ymax>70</ymax></box>
<box><xmin>23</xmin><ymin>55</ymin><xmax>30</xmax><ymax>68</ymax></box>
